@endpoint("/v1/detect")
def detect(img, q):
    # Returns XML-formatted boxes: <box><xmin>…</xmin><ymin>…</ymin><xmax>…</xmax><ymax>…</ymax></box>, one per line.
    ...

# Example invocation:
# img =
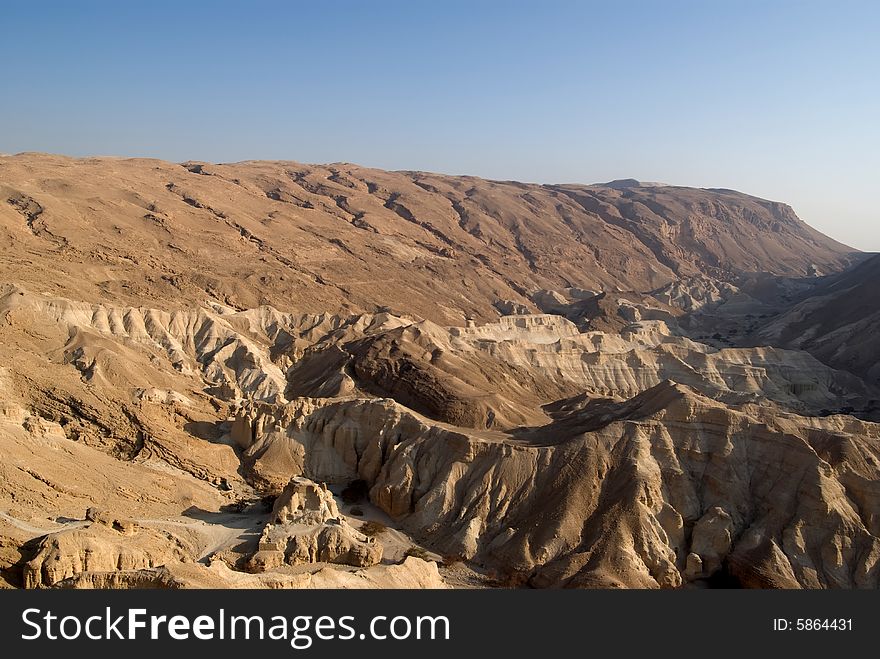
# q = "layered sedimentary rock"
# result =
<box><xmin>23</xmin><ymin>516</ymin><xmax>191</xmax><ymax>589</ymax></box>
<box><xmin>756</xmin><ymin>254</ymin><xmax>880</xmax><ymax>387</ymax></box>
<box><xmin>57</xmin><ymin>556</ymin><xmax>445</xmax><ymax>589</ymax></box>
<box><xmin>4</xmin><ymin>280</ymin><xmax>880</xmax><ymax>589</ymax></box>
<box><xmin>1</xmin><ymin>154</ymin><xmax>878</xmax><ymax>590</ymax></box>
<box><xmin>247</xmin><ymin>477</ymin><xmax>382</xmax><ymax>570</ymax></box>
<box><xmin>232</xmin><ymin>381</ymin><xmax>880</xmax><ymax>589</ymax></box>
<box><xmin>0</xmin><ymin>154</ymin><xmax>858</xmax><ymax>326</ymax></box>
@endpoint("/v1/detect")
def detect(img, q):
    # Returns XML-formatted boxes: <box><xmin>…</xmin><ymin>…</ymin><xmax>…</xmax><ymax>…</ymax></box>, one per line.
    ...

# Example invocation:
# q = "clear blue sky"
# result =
<box><xmin>2</xmin><ymin>0</ymin><xmax>878</xmax><ymax>250</ymax></box>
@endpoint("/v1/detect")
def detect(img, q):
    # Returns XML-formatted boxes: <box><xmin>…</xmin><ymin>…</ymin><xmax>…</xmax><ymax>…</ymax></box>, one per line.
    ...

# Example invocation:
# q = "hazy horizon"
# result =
<box><xmin>2</xmin><ymin>0</ymin><xmax>877</xmax><ymax>250</ymax></box>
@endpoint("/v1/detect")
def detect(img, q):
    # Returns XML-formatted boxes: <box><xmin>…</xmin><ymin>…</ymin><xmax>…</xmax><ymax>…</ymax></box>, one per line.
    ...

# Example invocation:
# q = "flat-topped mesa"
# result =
<box><xmin>450</xmin><ymin>314</ymin><xmax>580</xmax><ymax>343</ymax></box>
<box><xmin>619</xmin><ymin>320</ymin><xmax>673</xmax><ymax>342</ymax></box>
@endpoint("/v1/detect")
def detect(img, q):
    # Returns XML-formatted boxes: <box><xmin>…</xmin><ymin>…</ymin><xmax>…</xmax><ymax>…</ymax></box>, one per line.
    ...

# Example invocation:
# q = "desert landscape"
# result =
<box><xmin>1</xmin><ymin>152</ymin><xmax>878</xmax><ymax>589</ymax></box>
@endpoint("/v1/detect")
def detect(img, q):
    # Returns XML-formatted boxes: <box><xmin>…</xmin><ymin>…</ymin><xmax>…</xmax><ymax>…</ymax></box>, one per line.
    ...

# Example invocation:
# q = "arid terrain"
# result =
<box><xmin>1</xmin><ymin>152</ymin><xmax>878</xmax><ymax>589</ymax></box>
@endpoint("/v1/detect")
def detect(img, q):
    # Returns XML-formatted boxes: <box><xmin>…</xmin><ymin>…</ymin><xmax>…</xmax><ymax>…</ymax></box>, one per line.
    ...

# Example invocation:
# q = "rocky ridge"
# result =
<box><xmin>1</xmin><ymin>155</ymin><xmax>877</xmax><ymax>589</ymax></box>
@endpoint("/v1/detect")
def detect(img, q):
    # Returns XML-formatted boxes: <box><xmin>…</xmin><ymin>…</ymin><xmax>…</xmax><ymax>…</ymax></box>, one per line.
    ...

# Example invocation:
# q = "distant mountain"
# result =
<box><xmin>1</xmin><ymin>153</ymin><xmax>878</xmax><ymax>591</ymax></box>
<box><xmin>758</xmin><ymin>253</ymin><xmax>880</xmax><ymax>387</ymax></box>
<box><xmin>598</xmin><ymin>178</ymin><xmax>668</xmax><ymax>189</ymax></box>
<box><xmin>0</xmin><ymin>153</ymin><xmax>858</xmax><ymax>324</ymax></box>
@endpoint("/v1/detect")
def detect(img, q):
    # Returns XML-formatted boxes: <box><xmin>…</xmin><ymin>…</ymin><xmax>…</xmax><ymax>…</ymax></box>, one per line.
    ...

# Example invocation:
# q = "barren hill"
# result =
<box><xmin>0</xmin><ymin>154</ymin><xmax>858</xmax><ymax>324</ymax></box>
<box><xmin>757</xmin><ymin>253</ymin><xmax>880</xmax><ymax>386</ymax></box>
<box><xmin>2</xmin><ymin>153</ymin><xmax>878</xmax><ymax>590</ymax></box>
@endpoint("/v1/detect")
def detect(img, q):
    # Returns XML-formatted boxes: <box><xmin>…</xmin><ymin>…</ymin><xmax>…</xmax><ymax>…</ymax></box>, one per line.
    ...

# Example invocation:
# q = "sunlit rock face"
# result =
<box><xmin>0</xmin><ymin>154</ymin><xmax>877</xmax><ymax>589</ymax></box>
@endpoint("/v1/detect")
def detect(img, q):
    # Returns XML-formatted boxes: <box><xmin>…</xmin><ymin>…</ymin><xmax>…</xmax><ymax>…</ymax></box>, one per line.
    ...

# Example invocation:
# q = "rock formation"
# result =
<box><xmin>23</xmin><ymin>516</ymin><xmax>191</xmax><ymax>589</ymax></box>
<box><xmin>755</xmin><ymin>253</ymin><xmax>880</xmax><ymax>387</ymax></box>
<box><xmin>57</xmin><ymin>556</ymin><xmax>445</xmax><ymax>589</ymax></box>
<box><xmin>246</xmin><ymin>477</ymin><xmax>382</xmax><ymax>571</ymax></box>
<box><xmin>229</xmin><ymin>381</ymin><xmax>880</xmax><ymax>588</ymax></box>
<box><xmin>0</xmin><ymin>154</ymin><xmax>877</xmax><ymax>590</ymax></box>
<box><xmin>0</xmin><ymin>154</ymin><xmax>857</xmax><ymax>326</ymax></box>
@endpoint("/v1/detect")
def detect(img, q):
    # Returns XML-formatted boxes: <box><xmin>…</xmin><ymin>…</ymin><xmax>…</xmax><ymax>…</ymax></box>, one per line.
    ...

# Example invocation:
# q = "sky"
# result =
<box><xmin>1</xmin><ymin>0</ymin><xmax>878</xmax><ymax>251</ymax></box>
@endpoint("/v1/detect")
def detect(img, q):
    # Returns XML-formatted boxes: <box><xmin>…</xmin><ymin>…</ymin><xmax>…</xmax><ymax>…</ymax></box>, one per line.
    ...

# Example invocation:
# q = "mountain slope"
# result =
<box><xmin>0</xmin><ymin>154</ymin><xmax>858</xmax><ymax>325</ymax></box>
<box><xmin>2</xmin><ymin>153</ymin><xmax>877</xmax><ymax>590</ymax></box>
<box><xmin>758</xmin><ymin>253</ymin><xmax>880</xmax><ymax>387</ymax></box>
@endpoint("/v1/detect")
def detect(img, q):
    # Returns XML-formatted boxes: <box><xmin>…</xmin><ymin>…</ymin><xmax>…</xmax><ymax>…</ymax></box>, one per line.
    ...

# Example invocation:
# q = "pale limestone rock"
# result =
<box><xmin>685</xmin><ymin>553</ymin><xmax>703</xmax><ymax>578</ymax></box>
<box><xmin>494</xmin><ymin>300</ymin><xmax>531</xmax><ymax>316</ymax></box>
<box><xmin>246</xmin><ymin>477</ymin><xmax>381</xmax><ymax>571</ymax></box>
<box><xmin>24</xmin><ymin>522</ymin><xmax>190</xmax><ymax>589</ymax></box>
<box><xmin>1</xmin><ymin>262</ymin><xmax>879</xmax><ymax>592</ymax></box>
<box><xmin>58</xmin><ymin>556</ymin><xmax>446</xmax><ymax>589</ymax></box>
<box><xmin>233</xmin><ymin>380</ymin><xmax>880</xmax><ymax>589</ymax></box>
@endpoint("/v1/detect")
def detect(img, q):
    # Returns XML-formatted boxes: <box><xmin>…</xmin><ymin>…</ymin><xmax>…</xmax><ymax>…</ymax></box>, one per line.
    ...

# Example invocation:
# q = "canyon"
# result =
<box><xmin>1</xmin><ymin>153</ymin><xmax>877</xmax><ymax>589</ymax></box>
